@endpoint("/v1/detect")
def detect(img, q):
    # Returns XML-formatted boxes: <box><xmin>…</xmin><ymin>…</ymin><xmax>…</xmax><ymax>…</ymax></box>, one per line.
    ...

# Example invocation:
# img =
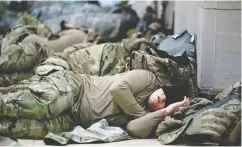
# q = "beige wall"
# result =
<box><xmin>174</xmin><ymin>1</ymin><xmax>241</xmax><ymax>89</ymax></box>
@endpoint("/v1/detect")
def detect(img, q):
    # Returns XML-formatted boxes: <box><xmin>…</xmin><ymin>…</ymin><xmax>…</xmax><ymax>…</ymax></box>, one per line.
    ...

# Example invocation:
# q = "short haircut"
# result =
<box><xmin>162</xmin><ymin>82</ymin><xmax>189</xmax><ymax>107</ymax></box>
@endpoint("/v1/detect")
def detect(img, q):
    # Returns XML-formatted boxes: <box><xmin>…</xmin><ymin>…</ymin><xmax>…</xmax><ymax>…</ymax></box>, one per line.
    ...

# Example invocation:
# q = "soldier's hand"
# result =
<box><xmin>165</xmin><ymin>96</ymin><xmax>190</xmax><ymax>116</ymax></box>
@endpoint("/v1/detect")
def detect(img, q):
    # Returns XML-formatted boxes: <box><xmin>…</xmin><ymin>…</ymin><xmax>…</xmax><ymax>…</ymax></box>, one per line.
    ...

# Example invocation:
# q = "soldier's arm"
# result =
<box><xmin>126</xmin><ymin>109</ymin><xmax>166</xmax><ymax>138</ymax></box>
<box><xmin>126</xmin><ymin>97</ymin><xmax>190</xmax><ymax>138</ymax></box>
<box><xmin>110</xmin><ymin>70</ymin><xmax>157</xmax><ymax>118</ymax></box>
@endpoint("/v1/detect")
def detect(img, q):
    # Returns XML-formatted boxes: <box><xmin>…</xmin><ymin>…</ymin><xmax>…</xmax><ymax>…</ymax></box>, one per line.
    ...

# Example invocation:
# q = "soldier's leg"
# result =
<box><xmin>0</xmin><ymin>70</ymin><xmax>82</xmax><ymax>120</ymax></box>
<box><xmin>0</xmin><ymin>114</ymin><xmax>74</xmax><ymax>139</ymax></box>
<box><xmin>0</xmin><ymin>74</ymin><xmax>42</xmax><ymax>95</ymax></box>
<box><xmin>0</xmin><ymin>72</ymin><xmax>34</xmax><ymax>87</ymax></box>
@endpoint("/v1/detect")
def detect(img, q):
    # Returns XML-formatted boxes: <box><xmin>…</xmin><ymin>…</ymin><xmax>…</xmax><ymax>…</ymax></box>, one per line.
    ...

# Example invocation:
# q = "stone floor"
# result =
<box><xmin>17</xmin><ymin>139</ymin><xmax>179</xmax><ymax>146</ymax></box>
<box><xmin>14</xmin><ymin>138</ymin><xmax>223</xmax><ymax>146</ymax></box>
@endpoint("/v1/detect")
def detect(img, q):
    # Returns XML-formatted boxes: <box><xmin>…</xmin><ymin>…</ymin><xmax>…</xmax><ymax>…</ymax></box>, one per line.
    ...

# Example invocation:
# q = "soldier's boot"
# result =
<box><xmin>0</xmin><ymin>115</ymin><xmax>74</xmax><ymax>139</ymax></box>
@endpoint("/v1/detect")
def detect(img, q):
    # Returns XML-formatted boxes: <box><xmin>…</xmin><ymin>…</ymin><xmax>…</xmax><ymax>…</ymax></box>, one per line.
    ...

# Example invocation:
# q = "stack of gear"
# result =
<box><xmin>128</xmin><ymin>29</ymin><xmax>198</xmax><ymax>100</ymax></box>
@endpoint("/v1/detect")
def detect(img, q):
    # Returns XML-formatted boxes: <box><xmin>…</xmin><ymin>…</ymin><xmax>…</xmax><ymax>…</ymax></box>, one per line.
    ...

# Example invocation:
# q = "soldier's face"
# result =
<box><xmin>148</xmin><ymin>88</ymin><xmax>166</xmax><ymax>110</ymax></box>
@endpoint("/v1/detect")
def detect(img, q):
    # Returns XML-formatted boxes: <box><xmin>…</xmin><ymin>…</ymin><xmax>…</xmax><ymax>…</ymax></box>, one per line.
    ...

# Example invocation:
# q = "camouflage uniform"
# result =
<box><xmin>0</xmin><ymin>36</ymin><xmax>153</xmax><ymax>139</ymax></box>
<box><xmin>0</xmin><ymin>16</ymin><xmax>52</xmax><ymax>87</ymax></box>
<box><xmin>0</xmin><ymin>41</ymin><xmax>50</xmax><ymax>87</ymax></box>
<box><xmin>0</xmin><ymin>43</ymin><xmax>49</xmax><ymax>74</ymax></box>
<box><xmin>0</xmin><ymin>26</ymin><xmax>148</xmax><ymax>87</ymax></box>
<box><xmin>35</xmin><ymin>43</ymin><xmax>129</xmax><ymax>77</ymax></box>
<box><xmin>0</xmin><ymin>15</ymin><xmax>104</xmax><ymax>87</ymax></box>
<box><xmin>0</xmin><ymin>70</ymin><xmax>80</xmax><ymax>139</ymax></box>
<box><xmin>17</xmin><ymin>14</ymin><xmax>52</xmax><ymax>38</ymax></box>
<box><xmin>1</xmin><ymin>25</ymin><xmax>38</xmax><ymax>54</ymax></box>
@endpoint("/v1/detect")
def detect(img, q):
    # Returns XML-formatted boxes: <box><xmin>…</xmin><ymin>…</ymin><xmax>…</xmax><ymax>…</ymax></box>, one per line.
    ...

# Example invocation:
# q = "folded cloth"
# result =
<box><xmin>43</xmin><ymin>119</ymin><xmax>131</xmax><ymax>145</ymax></box>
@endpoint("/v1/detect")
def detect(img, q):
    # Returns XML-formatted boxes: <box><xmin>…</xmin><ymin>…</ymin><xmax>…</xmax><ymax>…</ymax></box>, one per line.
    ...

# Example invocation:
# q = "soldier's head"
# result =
<box><xmin>148</xmin><ymin>88</ymin><xmax>166</xmax><ymax>110</ymax></box>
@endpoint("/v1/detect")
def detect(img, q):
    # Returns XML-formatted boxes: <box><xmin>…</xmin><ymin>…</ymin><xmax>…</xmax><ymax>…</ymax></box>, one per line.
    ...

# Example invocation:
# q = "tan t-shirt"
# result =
<box><xmin>72</xmin><ymin>70</ymin><xmax>166</xmax><ymax>137</ymax></box>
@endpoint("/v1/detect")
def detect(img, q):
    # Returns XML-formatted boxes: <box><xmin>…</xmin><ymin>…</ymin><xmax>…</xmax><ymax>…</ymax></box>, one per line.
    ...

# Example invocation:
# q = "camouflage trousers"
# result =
<box><xmin>0</xmin><ymin>70</ymin><xmax>82</xmax><ymax>139</ymax></box>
